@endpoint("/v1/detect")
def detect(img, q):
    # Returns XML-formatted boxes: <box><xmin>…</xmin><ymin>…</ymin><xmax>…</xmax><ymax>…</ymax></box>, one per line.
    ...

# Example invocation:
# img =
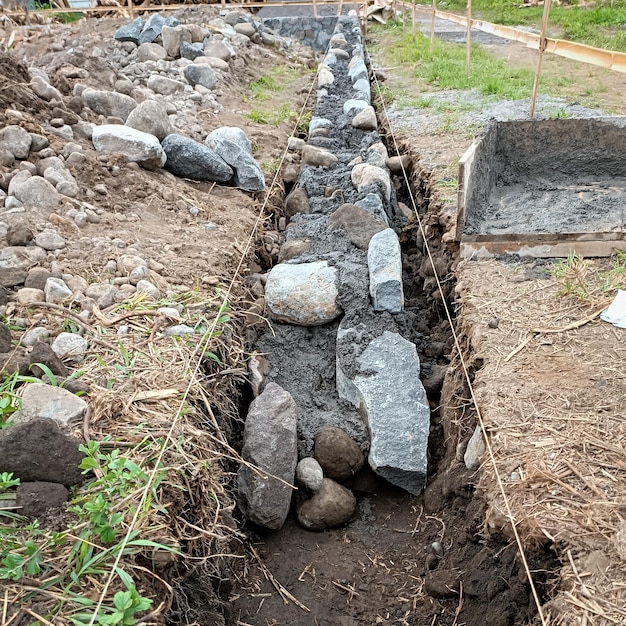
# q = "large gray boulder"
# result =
<box><xmin>92</xmin><ymin>125</ymin><xmax>166</xmax><ymax>170</ymax></box>
<box><xmin>82</xmin><ymin>88</ymin><xmax>137</xmax><ymax>122</ymax></box>
<box><xmin>12</xmin><ymin>176</ymin><xmax>60</xmax><ymax>207</ymax></box>
<box><xmin>265</xmin><ymin>261</ymin><xmax>341</xmax><ymax>326</ymax></box>
<box><xmin>237</xmin><ymin>382</ymin><xmax>298</xmax><ymax>530</ymax></box>
<box><xmin>368</xmin><ymin>228</ymin><xmax>404</xmax><ymax>313</ymax></box>
<box><xmin>337</xmin><ymin>331</ymin><xmax>429</xmax><ymax>495</ymax></box>
<box><xmin>161</xmin><ymin>134</ymin><xmax>233</xmax><ymax>182</ymax></box>
<box><xmin>205</xmin><ymin>127</ymin><xmax>265</xmax><ymax>192</ymax></box>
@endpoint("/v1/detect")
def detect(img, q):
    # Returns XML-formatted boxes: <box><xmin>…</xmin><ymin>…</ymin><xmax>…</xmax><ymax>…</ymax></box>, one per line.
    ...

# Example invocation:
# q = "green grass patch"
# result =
<box><xmin>440</xmin><ymin>0</ymin><xmax>626</xmax><ymax>51</ymax></box>
<box><xmin>245</xmin><ymin>104</ymin><xmax>295</xmax><ymax>126</ymax></box>
<box><xmin>376</xmin><ymin>24</ymin><xmax>536</xmax><ymax>99</ymax></box>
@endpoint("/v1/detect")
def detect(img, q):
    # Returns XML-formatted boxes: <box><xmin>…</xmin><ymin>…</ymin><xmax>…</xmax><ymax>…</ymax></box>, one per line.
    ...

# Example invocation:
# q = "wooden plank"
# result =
<box><xmin>461</xmin><ymin>231</ymin><xmax>626</xmax><ymax>244</ymax></box>
<box><xmin>460</xmin><ymin>239</ymin><xmax>626</xmax><ymax>259</ymax></box>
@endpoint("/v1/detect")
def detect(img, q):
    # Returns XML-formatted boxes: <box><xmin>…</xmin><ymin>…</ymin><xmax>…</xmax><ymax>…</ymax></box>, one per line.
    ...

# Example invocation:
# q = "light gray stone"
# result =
<box><xmin>13</xmin><ymin>176</ymin><xmax>60</xmax><ymax>207</ymax></box>
<box><xmin>135</xmin><ymin>279</ymin><xmax>161</xmax><ymax>300</ymax></box>
<box><xmin>203</xmin><ymin>40</ymin><xmax>232</xmax><ymax>62</ymax></box>
<box><xmin>296</xmin><ymin>478</ymin><xmax>356</xmax><ymax>531</ymax></box>
<box><xmin>287</xmin><ymin>137</ymin><xmax>305</xmax><ymax>152</ymax></box>
<box><xmin>205</xmin><ymin>126</ymin><xmax>265</xmax><ymax>191</ymax></box>
<box><xmin>29</xmin><ymin>76</ymin><xmax>63</xmax><ymax>102</ymax></box>
<box><xmin>35</xmin><ymin>230</ymin><xmax>66</xmax><ymax>251</ymax></box>
<box><xmin>0</xmin><ymin>125</ymin><xmax>32</xmax><ymax>159</ymax></box>
<box><xmin>343</xmin><ymin>99</ymin><xmax>369</xmax><ymax>115</ymax></box>
<box><xmin>351</xmin><ymin>105</ymin><xmax>377</xmax><ymax>131</ymax></box>
<box><xmin>161</xmin><ymin>25</ymin><xmax>191</xmax><ymax>58</ymax></box>
<box><xmin>44</xmin><ymin>277</ymin><xmax>72</xmax><ymax>304</ymax></box>
<box><xmin>147</xmin><ymin>75</ymin><xmax>185</xmax><ymax>96</ymax></box>
<box><xmin>16</xmin><ymin>288</ymin><xmax>45</xmax><ymax>305</ymax></box>
<box><xmin>193</xmin><ymin>56</ymin><xmax>229</xmax><ymax>72</ymax></box>
<box><xmin>136</xmin><ymin>42</ymin><xmax>167</xmax><ymax>62</ymax></box>
<box><xmin>234</xmin><ymin>22</ymin><xmax>256</xmax><ymax>37</ymax></box>
<box><xmin>29</xmin><ymin>133</ymin><xmax>49</xmax><ymax>152</ymax></box>
<box><xmin>117</xmin><ymin>254</ymin><xmax>148</xmax><ymax>274</ymax></box>
<box><xmin>368</xmin><ymin>228</ymin><xmax>404</xmax><ymax>313</ymax></box>
<box><xmin>51</xmin><ymin>332</ymin><xmax>88</xmax><ymax>360</ymax></box>
<box><xmin>128</xmin><ymin>265</ymin><xmax>149</xmax><ymax>285</ymax></box>
<box><xmin>183</xmin><ymin>64</ymin><xmax>218</xmax><ymax>90</ymax></box>
<box><xmin>353</xmin><ymin>78</ymin><xmax>371</xmax><ymax>101</ymax></box>
<box><xmin>92</xmin><ymin>125</ymin><xmax>166</xmax><ymax>170</ymax></box>
<box><xmin>265</xmin><ymin>261</ymin><xmax>341</xmax><ymax>326</ymax></box>
<box><xmin>126</xmin><ymin>100</ymin><xmax>174</xmax><ymax>141</ymax></box>
<box><xmin>318</xmin><ymin>65</ymin><xmax>334</xmax><ymax>87</ymax></box>
<box><xmin>337</xmin><ymin>331</ymin><xmax>429</xmax><ymax>495</ymax></box>
<box><xmin>0</xmin><ymin>247</ymin><xmax>46</xmax><ymax>276</ymax></box>
<box><xmin>237</xmin><ymin>382</ymin><xmax>298</xmax><ymax>530</ymax></box>
<box><xmin>296</xmin><ymin>457</ymin><xmax>324</xmax><ymax>492</ymax></box>
<box><xmin>85</xmin><ymin>283</ymin><xmax>118</xmax><ymax>308</ymax></box>
<box><xmin>12</xmin><ymin>383</ymin><xmax>87</xmax><ymax>427</ymax></box>
<box><xmin>162</xmin><ymin>134</ymin><xmax>232</xmax><ymax>182</ymax></box>
<box><xmin>348</xmin><ymin>58</ymin><xmax>368</xmax><ymax>82</ymax></box>
<box><xmin>351</xmin><ymin>163</ymin><xmax>391</xmax><ymax>202</ymax></box>
<box><xmin>302</xmin><ymin>145</ymin><xmax>338</xmax><ymax>168</ymax></box>
<box><xmin>328</xmin><ymin>203</ymin><xmax>386</xmax><ymax>250</ymax></box>
<box><xmin>464</xmin><ymin>425</ymin><xmax>485</xmax><ymax>471</ymax></box>
<box><xmin>21</xmin><ymin>327</ymin><xmax>50</xmax><ymax>347</ymax></box>
<box><xmin>163</xmin><ymin>324</ymin><xmax>195</xmax><ymax>336</ymax></box>
<box><xmin>82</xmin><ymin>88</ymin><xmax>137</xmax><ymax>122</ymax></box>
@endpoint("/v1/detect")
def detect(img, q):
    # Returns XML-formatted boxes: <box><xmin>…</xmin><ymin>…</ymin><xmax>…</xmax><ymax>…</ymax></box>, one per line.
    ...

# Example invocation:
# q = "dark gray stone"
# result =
<box><xmin>138</xmin><ymin>13</ymin><xmax>166</xmax><ymax>45</ymax></box>
<box><xmin>314</xmin><ymin>426</ymin><xmax>365</xmax><ymax>480</ymax></box>
<box><xmin>327</xmin><ymin>203</ymin><xmax>386</xmax><ymax>250</ymax></box>
<box><xmin>355</xmin><ymin>193</ymin><xmax>389</xmax><ymax>226</ymax></box>
<box><xmin>114</xmin><ymin>17</ymin><xmax>144</xmax><ymax>44</ymax></box>
<box><xmin>0</xmin><ymin>322</ymin><xmax>12</xmax><ymax>353</ymax></box>
<box><xmin>161</xmin><ymin>134</ymin><xmax>232</xmax><ymax>182</ymax></box>
<box><xmin>183</xmin><ymin>64</ymin><xmax>218</xmax><ymax>90</ymax></box>
<box><xmin>205</xmin><ymin>127</ymin><xmax>265</xmax><ymax>192</ymax></box>
<box><xmin>237</xmin><ymin>382</ymin><xmax>298</xmax><ymax>530</ymax></box>
<box><xmin>16</xmin><ymin>481</ymin><xmax>69</xmax><ymax>518</ymax></box>
<box><xmin>180</xmin><ymin>41</ymin><xmax>205</xmax><ymax>60</ymax></box>
<box><xmin>0</xmin><ymin>418</ymin><xmax>85</xmax><ymax>487</ymax></box>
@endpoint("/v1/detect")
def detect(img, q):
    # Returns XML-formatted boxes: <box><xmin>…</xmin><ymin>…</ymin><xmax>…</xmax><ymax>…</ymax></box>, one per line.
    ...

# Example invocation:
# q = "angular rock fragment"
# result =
<box><xmin>368</xmin><ymin>228</ymin><xmax>404</xmax><ymax>313</ymax></box>
<box><xmin>82</xmin><ymin>88</ymin><xmax>137</xmax><ymax>122</ymax></box>
<box><xmin>328</xmin><ymin>203</ymin><xmax>386</xmax><ymax>250</ymax></box>
<box><xmin>161</xmin><ymin>134</ymin><xmax>232</xmax><ymax>182</ymax></box>
<box><xmin>337</xmin><ymin>331</ymin><xmax>429</xmax><ymax>495</ymax></box>
<box><xmin>12</xmin><ymin>383</ymin><xmax>87</xmax><ymax>427</ymax></box>
<box><xmin>92</xmin><ymin>125</ymin><xmax>166</xmax><ymax>170</ymax></box>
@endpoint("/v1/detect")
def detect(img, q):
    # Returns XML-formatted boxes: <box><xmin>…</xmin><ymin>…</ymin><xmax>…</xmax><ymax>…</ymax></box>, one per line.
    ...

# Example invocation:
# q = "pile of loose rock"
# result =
<box><xmin>237</xmin><ymin>17</ymin><xmax>431</xmax><ymax>532</ymax></box>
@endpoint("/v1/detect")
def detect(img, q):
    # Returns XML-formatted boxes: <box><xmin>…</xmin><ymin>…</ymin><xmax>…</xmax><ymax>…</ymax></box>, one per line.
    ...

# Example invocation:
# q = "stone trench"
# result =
<box><xmin>237</xmin><ymin>16</ymin><xmax>433</xmax><ymax>533</ymax></box>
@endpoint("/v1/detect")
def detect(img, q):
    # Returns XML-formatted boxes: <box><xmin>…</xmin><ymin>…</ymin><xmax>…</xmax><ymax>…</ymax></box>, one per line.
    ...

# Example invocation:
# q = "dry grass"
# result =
<box><xmin>1</xmin><ymin>284</ymin><xmax>264</xmax><ymax>625</ymax></box>
<box><xmin>455</xmin><ymin>258</ymin><xmax>626</xmax><ymax>626</ymax></box>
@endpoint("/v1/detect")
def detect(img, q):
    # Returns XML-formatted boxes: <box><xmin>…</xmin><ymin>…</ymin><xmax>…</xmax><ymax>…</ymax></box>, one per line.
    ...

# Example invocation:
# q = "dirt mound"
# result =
<box><xmin>0</xmin><ymin>52</ymin><xmax>49</xmax><ymax>123</ymax></box>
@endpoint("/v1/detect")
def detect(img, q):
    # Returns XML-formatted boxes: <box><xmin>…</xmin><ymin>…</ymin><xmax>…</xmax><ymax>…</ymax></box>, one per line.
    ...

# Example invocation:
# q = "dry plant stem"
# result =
<box><xmin>532</xmin><ymin>304</ymin><xmax>607</xmax><ymax>333</ymax></box>
<box><xmin>92</xmin><ymin>304</ymin><xmax>182</xmax><ymax>327</ymax></box>
<box><xmin>249</xmin><ymin>544</ymin><xmax>310</xmax><ymax>612</ymax></box>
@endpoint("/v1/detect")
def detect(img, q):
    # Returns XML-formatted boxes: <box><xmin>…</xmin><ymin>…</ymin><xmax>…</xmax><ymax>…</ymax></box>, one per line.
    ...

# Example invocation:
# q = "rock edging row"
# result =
<box><xmin>237</xmin><ymin>17</ymin><xmax>430</xmax><ymax>532</ymax></box>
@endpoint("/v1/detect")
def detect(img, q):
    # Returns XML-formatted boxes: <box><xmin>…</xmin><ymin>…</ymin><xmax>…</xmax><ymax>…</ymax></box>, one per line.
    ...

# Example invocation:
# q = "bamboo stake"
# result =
<box><xmin>430</xmin><ymin>0</ymin><xmax>436</xmax><ymax>53</ymax></box>
<box><xmin>337</xmin><ymin>0</ymin><xmax>343</xmax><ymax>15</ymax></box>
<box><xmin>313</xmin><ymin>0</ymin><xmax>318</xmax><ymax>17</ymax></box>
<box><xmin>530</xmin><ymin>0</ymin><xmax>553</xmax><ymax>118</ymax></box>
<box><xmin>127</xmin><ymin>0</ymin><xmax>134</xmax><ymax>17</ymax></box>
<box><xmin>465</xmin><ymin>0</ymin><xmax>472</xmax><ymax>76</ymax></box>
<box><xmin>412</xmin><ymin>2</ymin><xmax>416</xmax><ymax>41</ymax></box>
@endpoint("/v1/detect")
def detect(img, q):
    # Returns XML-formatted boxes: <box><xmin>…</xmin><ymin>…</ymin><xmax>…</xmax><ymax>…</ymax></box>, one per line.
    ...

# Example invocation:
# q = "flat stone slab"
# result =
<box><xmin>265</xmin><ymin>261</ymin><xmax>341</xmax><ymax>326</ymax></box>
<box><xmin>12</xmin><ymin>383</ymin><xmax>87</xmax><ymax>426</ymax></box>
<box><xmin>368</xmin><ymin>228</ymin><xmax>404</xmax><ymax>313</ymax></box>
<box><xmin>337</xmin><ymin>331</ymin><xmax>429</xmax><ymax>495</ymax></box>
<box><xmin>237</xmin><ymin>382</ymin><xmax>298</xmax><ymax>530</ymax></box>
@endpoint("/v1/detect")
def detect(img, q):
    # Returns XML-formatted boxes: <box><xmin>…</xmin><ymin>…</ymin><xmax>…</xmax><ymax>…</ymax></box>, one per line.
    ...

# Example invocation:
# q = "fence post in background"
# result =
<box><xmin>530</xmin><ymin>0</ymin><xmax>553</xmax><ymax>117</ymax></box>
<box><xmin>430</xmin><ymin>0</ymin><xmax>436</xmax><ymax>53</ymax></box>
<box><xmin>412</xmin><ymin>2</ymin><xmax>416</xmax><ymax>41</ymax></box>
<box><xmin>338</xmin><ymin>0</ymin><xmax>343</xmax><ymax>15</ymax></box>
<box><xmin>465</xmin><ymin>0</ymin><xmax>472</xmax><ymax>76</ymax></box>
<box><xmin>127</xmin><ymin>0</ymin><xmax>134</xmax><ymax>16</ymax></box>
<box><xmin>221</xmin><ymin>0</ymin><xmax>225</xmax><ymax>9</ymax></box>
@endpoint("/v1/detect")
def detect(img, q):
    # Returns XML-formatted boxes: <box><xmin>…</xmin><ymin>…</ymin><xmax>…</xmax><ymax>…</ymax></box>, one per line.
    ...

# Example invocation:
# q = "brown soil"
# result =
<box><xmin>1</xmin><ymin>7</ymin><xmax>624</xmax><ymax>626</ymax></box>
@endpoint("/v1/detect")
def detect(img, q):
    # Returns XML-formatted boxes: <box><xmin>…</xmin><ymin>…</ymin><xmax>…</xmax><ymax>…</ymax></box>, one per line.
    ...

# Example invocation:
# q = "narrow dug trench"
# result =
<box><xmin>227</xmin><ymin>18</ymin><xmax>560</xmax><ymax>626</ymax></box>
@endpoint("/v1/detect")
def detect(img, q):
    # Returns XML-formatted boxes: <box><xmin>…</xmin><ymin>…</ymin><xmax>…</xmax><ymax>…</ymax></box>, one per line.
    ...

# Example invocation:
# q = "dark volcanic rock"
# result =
<box><xmin>161</xmin><ymin>134</ymin><xmax>233</xmax><ymax>182</ymax></box>
<box><xmin>0</xmin><ymin>419</ymin><xmax>85</xmax><ymax>487</ymax></box>
<box><xmin>16</xmin><ymin>481</ymin><xmax>69</xmax><ymax>518</ymax></box>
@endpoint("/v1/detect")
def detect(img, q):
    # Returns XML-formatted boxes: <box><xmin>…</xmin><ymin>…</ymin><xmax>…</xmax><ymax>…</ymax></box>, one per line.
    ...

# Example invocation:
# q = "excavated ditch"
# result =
<box><xmin>217</xmin><ymin>17</ymin><xmax>561</xmax><ymax>626</ymax></box>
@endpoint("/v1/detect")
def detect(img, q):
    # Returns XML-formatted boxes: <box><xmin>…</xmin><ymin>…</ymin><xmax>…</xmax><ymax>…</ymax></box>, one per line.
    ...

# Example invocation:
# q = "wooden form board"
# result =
<box><xmin>456</xmin><ymin>138</ymin><xmax>626</xmax><ymax>259</ymax></box>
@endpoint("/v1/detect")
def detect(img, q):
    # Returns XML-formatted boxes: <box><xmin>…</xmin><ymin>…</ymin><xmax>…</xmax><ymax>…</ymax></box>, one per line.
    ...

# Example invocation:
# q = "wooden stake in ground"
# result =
<box><xmin>313</xmin><ymin>0</ymin><xmax>318</xmax><ymax>18</ymax></box>
<box><xmin>465</xmin><ymin>0</ymin><xmax>472</xmax><ymax>76</ymax></box>
<box><xmin>430</xmin><ymin>0</ymin><xmax>437</xmax><ymax>53</ymax></box>
<box><xmin>530</xmin><ymin>0</ymin><xmax>553</xmax><ymax>117</ymax></box>
<box><xmin>412</xmin><ymin>2</ymin><xmax>416</xmax><ymax>40</ymax></box>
